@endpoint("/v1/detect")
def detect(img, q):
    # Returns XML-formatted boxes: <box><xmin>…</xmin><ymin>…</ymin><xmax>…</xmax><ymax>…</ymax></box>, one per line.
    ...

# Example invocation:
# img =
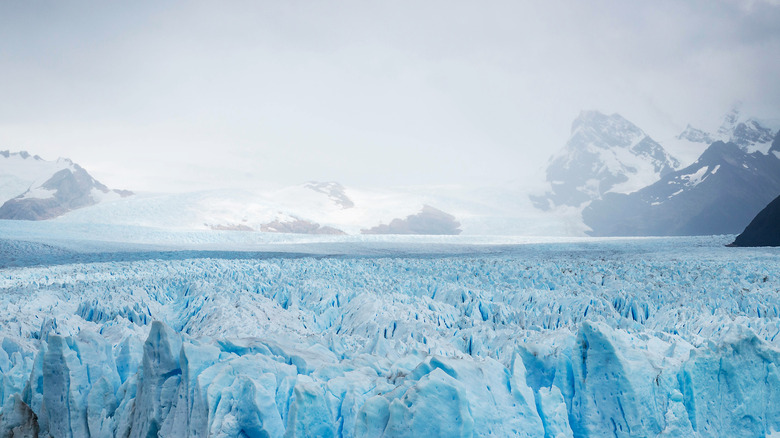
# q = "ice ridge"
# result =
<box><xmin>0</xmin><ymin>237</ymin><xmax>779</xmax><ymax>436</ymax></box>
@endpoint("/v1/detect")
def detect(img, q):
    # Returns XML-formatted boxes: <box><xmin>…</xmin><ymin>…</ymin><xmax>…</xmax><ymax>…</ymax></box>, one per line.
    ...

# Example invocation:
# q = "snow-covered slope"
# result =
<box><xmin>0</xmin><ymin>151</ymin><xmax>132</xmax><ymax>220</ymax></box>
<box><xmin>0</xmin><ymin>234</ymin><xmax>779</xmax><ymax>436</ymax></box>
<box><xmin>54</xmin><ymin>183</ymin><xmax>439</xmax><ymax>235</ymax></box>
<box><xmin>531</xmin><ymin>111</ymin><xmax>679</xmax><ymax>210</ymax></box>
<box><xmin>53</xmin><ymin>181</ymin><xmax>585</xmax><ymax>236</ymax></box>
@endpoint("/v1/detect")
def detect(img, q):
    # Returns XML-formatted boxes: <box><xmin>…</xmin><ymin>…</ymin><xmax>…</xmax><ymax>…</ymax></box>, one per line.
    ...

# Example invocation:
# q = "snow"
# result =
<box><xmin>50</xmin><ymin>182</ymin><xmax>589</xmax><ymax>237</ymax></box>
<box><xmin>658</xmin><ymin>136</ymin><xmax>711</xmax><ymax>169</ymax></box>
<box><xmin>0</xmin><ymin>153</ymin><xmax>75</xmax><ymax>203</ymax></box>
<box><xmin>680</xmin><ymin>166</ymin><xmax>710</xmax><ymax>187</ymax></box>
<box><xmin>19</xmin><ymin>186</ymin><xmax>56</xmax><ymax>200</ymax></box>
<box><xmin>604</xmin><ymin>142</ymin><xmax>670</xmax><ymax>194</ymax></box>
<box><xmin>0</xmin><ymin>227</ymin><xmax>779</xmax><ymax>436</ymax></box>
<box><xmin>710</xmin><ymin>164</ymin><xmax>720</xmax><ymax>174</ymax></box>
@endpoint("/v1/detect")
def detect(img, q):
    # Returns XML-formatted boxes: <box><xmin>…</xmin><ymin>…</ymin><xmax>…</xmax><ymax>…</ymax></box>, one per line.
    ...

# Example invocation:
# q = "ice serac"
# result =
<box><xmin>8</xmin><ymin>317</ymin><xmax>780</xmax><ymax>437</ymax></box>
<box><xmin>130</xmin><ymin>321</ymin><xmax>182</xmax><ymax>438</ymax></box>
<box><xmin>531</xmin><ymin>111</ymin><xmax>679</xmax><ymax>210</ymax></box>
<box><xmin>584</xmin><ymin>132</ymin><xmax>780</xmax><ymax>236</ymax></box>
<box><xmin>569</xmin><ymin>322</ymin><xmax>668</xmax><ymax>436</ymax></box>
<box><xmin>1</xmin><ymin>395</ymin><xmax>38</xmax><ymax>438</ymax></box>
<box><xmin>679</xmin><ymin>325</ymin><xmax>780</xmax><ymax>436</ymax></box>
<box><xmin>37</xmin><ymin>332</ymin><xmax>120</xmax><ymax>438</ymax></box>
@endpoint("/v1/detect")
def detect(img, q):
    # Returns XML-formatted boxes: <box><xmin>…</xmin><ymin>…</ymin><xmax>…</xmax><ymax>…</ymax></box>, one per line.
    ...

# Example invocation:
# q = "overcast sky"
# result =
<box><xmin>1</xmin><ymin>0</ymin><xmax>779</xmax><ymax>192</ymax></box>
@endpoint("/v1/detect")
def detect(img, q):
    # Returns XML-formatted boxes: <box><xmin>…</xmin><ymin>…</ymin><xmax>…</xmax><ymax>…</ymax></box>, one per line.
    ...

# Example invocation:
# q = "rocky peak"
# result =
<box><xmin>677</xmin><ymin>125</ymin><xmax>714</xmax><ymax>144</ymax></box>
<box><xmin>569</xmin><ymin>111</ymin><xmax>645</xmax><ymax>149</ymax></box>
<box><xmin>730</xmin><ymin>120</ymin><xmax>775</xmax><ymax>150</ymax></box>
<box><xmin>531</xmin><ymin>111</ymin><xmax>679</xmax><ymax>210</ymax></box>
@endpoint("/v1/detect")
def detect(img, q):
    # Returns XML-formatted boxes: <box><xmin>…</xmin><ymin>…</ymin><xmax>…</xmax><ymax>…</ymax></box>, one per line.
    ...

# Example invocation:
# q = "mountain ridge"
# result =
<box><xmin>0</xmin><ymin>151</ymin><xmax>133</xmax><ymax>220</ymax></box>
<box><xmin>583</xmin><ymin>134</ymin><xmax>780</xmax><ymax>236</ymax></box>
<box><xmin>531</xmin><ymin>111</ymin><xmax>679</xmax><ymax>210</ymax></box>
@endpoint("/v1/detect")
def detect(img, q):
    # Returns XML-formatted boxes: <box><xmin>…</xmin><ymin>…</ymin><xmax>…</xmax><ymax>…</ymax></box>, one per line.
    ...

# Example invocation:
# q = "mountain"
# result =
<box><xmin>361</xmin><ymin>205</ymin><xmax>462</xmax><ymax>235</ymax></box>
<box><xmin>583</xmin><ymin>132</ymin><xmax>780</xmax><ymax>236</ymax></box>
<box><xmin>49</xmin><ymin>180</ymin><xmax>479</xmax><ymax>235</ymax></box>
<box><xmin>530</xmin><ymin>111</ymin><xmax>679</xmax><ymax>210</ymax></box>
<box><xmin>661</xmin><ymin>105</ymin><xmax>778</xmax><ymax>167</ymax></box>
<box><xmin>0</xmin><ymin>151</ymin><xmax>132</xmax><ymax>220</ymax></box>
<box><xmin>730</xmin><ymin>194</ymin><xmax>780</xmax><ymax>247</ymax></box>
<box><xmin>303</xmin><ymin>181</ymin><xmax>354</xmax><ymax>209</ymax></box>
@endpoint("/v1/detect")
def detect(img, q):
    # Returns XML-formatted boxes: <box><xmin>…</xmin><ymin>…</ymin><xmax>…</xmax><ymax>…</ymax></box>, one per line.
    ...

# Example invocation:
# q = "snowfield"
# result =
<box><xmin>0</xmin><ymin>229</ymin><xmax>779</xmax><ymax>437</ymax></box>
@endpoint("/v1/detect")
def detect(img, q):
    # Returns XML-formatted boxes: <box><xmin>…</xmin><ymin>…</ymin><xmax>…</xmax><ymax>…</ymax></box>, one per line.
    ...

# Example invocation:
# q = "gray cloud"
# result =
<box><xmin>1</xmin><ymin>0</ymin><xmax>778</xmax><ymax>192</ymax></box>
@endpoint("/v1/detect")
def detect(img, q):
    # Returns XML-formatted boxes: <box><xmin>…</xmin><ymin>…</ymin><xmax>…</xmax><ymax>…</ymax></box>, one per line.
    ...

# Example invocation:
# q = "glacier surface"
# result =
<box><xmin>0</xmin><ymin>233</ymin><xmax>779</xmax><ymax>437</ymax></box>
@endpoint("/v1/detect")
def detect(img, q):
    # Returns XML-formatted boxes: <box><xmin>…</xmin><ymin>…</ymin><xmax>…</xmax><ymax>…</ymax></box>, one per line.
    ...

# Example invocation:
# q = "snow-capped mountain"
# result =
<box><xmin>583</xmin><ymin>131</ymin><xmax>780</xmax><ymax>236</ymax></box>
<box><xmin>530</xmin><ymin>111</ymin><xmax>679</xmax><ymax>210</ymax></box>
<box><xmin>53</xmin><ymin>181</ymin><xmax>474</xmax><ymax>235</ymax></box>
<box><xmin>660</xmin><ymin>105</ymin><xmax>778</xmax><ymax>167</ymax></box>
<box><xmin>0</xmin><ymin>151</ymin><xmax>132</xmax><ymax>220</ymax></box>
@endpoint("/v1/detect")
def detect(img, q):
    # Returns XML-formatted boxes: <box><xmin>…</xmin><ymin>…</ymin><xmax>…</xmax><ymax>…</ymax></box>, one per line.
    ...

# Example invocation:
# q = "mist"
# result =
<box><xmin>1</xmin><ymin>0</ymin><xmax>779</xmax><ymax>192</ymax></box>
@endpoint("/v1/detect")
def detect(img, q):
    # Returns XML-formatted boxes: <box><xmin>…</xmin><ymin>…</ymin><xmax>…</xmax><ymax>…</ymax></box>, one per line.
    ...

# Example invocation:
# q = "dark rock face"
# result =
<box><xmin>771</xmin><ymin>132</ymin><xmax>780</xmax><ymax>155</ymax></box>
<box><xmin>731</xmin><ymin>120</ymin><xmax>775</xmax><ymax>149</ymax></box>
<box><xmin>260</xmin><ymin>219</ymin><xmax>345</xmax><ymax>235</ymax></box>
<box><xmin>531</xmin><ymin>111</ymin><xmax>678</xmax><ymax>210</ymax></box>
<box><xmin>0</xmin><ymin>164</ymin><xmax>132</xmax><ymax>220</ymax></box>
<box><xmin>583</xmin><ymin>138</ymin><xmax>780</xmax><ymax>236</ymax></box>
<box><xmin>730</xmin><ymin>194</ymin><xmax>780</xmax><ymax>247</ymax></box>
<box><xmin>361</xmin><ymin>205</ymin><xmax>462</xmax><ymax>235</ymax></box>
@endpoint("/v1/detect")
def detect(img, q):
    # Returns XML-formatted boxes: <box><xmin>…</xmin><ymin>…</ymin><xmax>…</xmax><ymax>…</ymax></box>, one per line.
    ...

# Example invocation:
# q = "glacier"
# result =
<box><xmin>0</xmin><ymin>233</ymin><xmax>779</xmax><ymax>436</ymax></box>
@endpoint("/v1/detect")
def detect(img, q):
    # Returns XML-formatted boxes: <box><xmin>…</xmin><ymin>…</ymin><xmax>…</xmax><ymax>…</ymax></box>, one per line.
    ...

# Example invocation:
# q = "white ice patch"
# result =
<box><xmin>680</xmin><ymin>166</ymin><xmax>709</xmax><ymax>187</ymax></box>
<box><xmin>601</xmin><ymin>146</ymin><xmax>666</xmax><ymax>194</ymax></box>
<box><xmin>710</xmin><ymin>164</ymin><xmax>720</xmax><ymax>174</ymax></box>
<box><xmin>743</xmin><ymin>140</ymin><xmax>773</xmax><ymax>155</ymax></box>
<box><xmin>19</xmin><ymin>186</ymin><xmax>57</xmax><ymax>200</ymax></box>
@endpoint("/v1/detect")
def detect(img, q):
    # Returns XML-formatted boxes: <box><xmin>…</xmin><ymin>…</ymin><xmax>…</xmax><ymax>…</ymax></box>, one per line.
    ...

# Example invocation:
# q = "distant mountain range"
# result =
<box><xmin>533</xmin><ymin>106</ymin><xmax>780</xmax><ymax>237</ymax></box>
<box><xmin>0</xmin><ymin>152</ymin><xmax>465</xmax><ymax>235</ymax></box>
<box><xmin>583</xmin><ymin>136</ymin><xmax>780</xmax><ymax>236</ymax></box>
<box><xmin>0</xmin><ymin>151</ymin><xmax>132</xmax><ymax>220</ymax></box>
<box><xmin>4</xmin><ymin>104</ymin><xmax>778</xmax><ymax>238</ymax></box>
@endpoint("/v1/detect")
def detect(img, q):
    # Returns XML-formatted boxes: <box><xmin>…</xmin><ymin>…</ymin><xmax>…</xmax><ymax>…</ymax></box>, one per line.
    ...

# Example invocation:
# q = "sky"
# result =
<box><xmin>1</xmin><ymin>0</ymin><xmax>779</xmax><ymax>192</ymax></box>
